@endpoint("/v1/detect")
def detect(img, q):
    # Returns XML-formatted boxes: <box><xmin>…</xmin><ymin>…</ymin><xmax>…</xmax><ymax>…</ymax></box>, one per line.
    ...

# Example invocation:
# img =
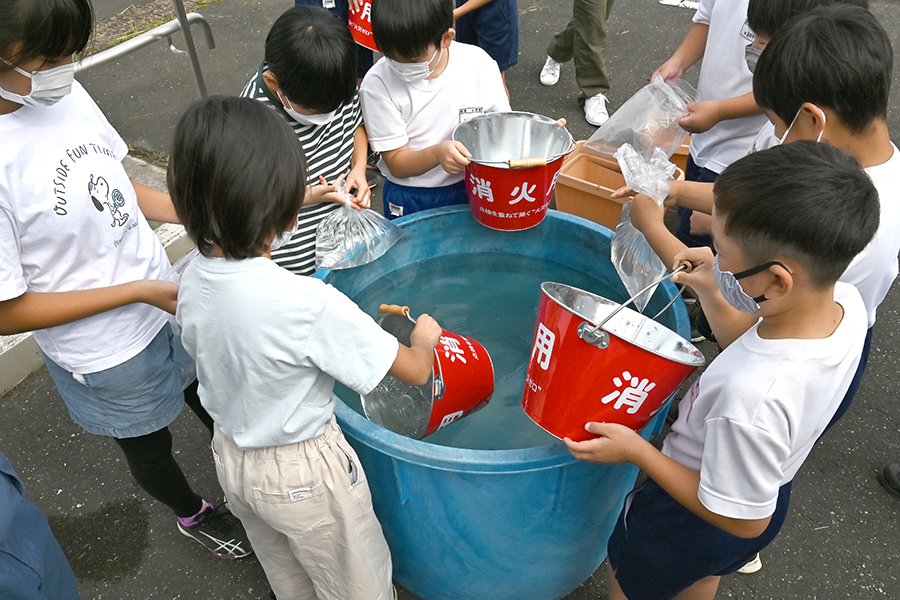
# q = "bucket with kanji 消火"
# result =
<box><xmin>452</xmin><ymin>112</ymin><xmax>575</xmax><ymax>231</ymax></box>
<box><xmin>362</xmin><ymin>305</ymin><xmax>494</xmax><ymax>439</ymax></box>
<box><xmin>522</xmin><ymin>282</ymin><xmax>704</xmax><ymax>442</ymax></box>
<box><xmin>348</xmin><ymin>1</ymin><xmax>377</xmax><ymax>51</ymax></box>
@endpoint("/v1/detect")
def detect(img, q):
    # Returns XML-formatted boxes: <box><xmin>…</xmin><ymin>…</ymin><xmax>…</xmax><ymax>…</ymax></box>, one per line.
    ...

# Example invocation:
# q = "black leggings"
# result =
<box><xmin>113</xmin><ymin>380</ymin><xmax>213</xmax><ymax>518</ymax></box>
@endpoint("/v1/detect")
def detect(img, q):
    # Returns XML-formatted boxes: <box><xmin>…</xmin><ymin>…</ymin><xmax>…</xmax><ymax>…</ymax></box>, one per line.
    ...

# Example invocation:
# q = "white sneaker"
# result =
<box><xmin>736</xmin><ymin>553</ymin><xmax>763</xmax><ymax>574</ymax></box>
<box><xmin>540</xmin><ymin>56</ymin><xmax>561</xmax><ymax>86</ymax></box>
<box><xmin>584</xmin><ymin>93</ymin><xmax>610</xmax><ymax>126</ymax></box>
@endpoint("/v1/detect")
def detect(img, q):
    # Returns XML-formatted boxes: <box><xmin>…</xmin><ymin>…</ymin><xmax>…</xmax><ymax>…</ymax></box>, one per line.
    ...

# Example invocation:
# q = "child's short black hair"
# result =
<box><xmin>714</xmin><ymin>141</ymin><xmax>879</xmax><ymax>288</ymax></box>
<box><xmin>168</xmin><ymin>96</ymin><xmax>307</xmax><ymax>260</ymax></box>
<box><xmin>371</xmin><ymin>0</ymin><xmax>453</xmax><ymax>61</ymax></box>
<box><xmin>265</xmin><ymin>5</ymin><xmax>356</xmax><ymax>113</ymax></box>
<box><xmin>0</xmin><ymin>0</ymin><xmax>92</xmax><ymax>68</ymax></box>
<box><xmin>753</xmin><ymin>4</ymin><xmax>891</xmax><ymax>134</ymax></box>
<box><xmin>747</xmin><ymin>0</ymin><xmax>867</xmax><ymax>39</ymax></box>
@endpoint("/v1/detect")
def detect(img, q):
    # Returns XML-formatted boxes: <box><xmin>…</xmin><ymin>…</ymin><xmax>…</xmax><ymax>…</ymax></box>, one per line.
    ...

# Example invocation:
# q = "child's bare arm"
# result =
<box><xmin>0</xmin><ymin>280</ymin><xmax>178</xmax><ymax>335</ymax></box>
<box><xmin>565</xmin><ymin>422</ymin><xmax>772</xmax><ymax>539</ymax></box>
<box><xmin>381</xmin><ymin>141</ymin><xmax>472</xmax><ymax>178</ymax></box>
<box><xmin>653</xmin><ymin>23</ymin><xmax>709</xmax><ymax>81</ymax></box>
<box><xmin>672</xmin><ymin>247</ymin><xmax>758</xmax><ymax>347</ymax></box>
<box><xmin>388</xmin><ymin>314</ymin><xmax>442</xmax><ymax>386</ymax></box>
<box><xmin>453</xmin><ymin>0</ymin><xmax>493</xmax><ymax>20</ymax></box>
<box><xmin>629</xmin><ymin>194</ymin><xmax>688</xmax><ymax>271</ymax></box>
<box><xmin>679</xmin><ymin>93</ymin><xmax>765</xmax><ymax>134</ymax></box>
<box><xmin>132</xmin><ymin>180</ymin><xmax>179</xmax><ymax>224</ymax></box>
<box><xmin>346</xmin><ymin>125</ymin><xmax>372</xmax><ymax>209</ymax></box>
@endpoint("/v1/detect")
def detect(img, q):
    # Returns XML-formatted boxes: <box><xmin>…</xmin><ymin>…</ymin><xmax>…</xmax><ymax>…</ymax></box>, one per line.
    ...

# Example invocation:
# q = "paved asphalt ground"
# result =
<box><xmin>1</xmin><ymin>1</ymin><xmax>900</xmax><ymax>599</ymax></box>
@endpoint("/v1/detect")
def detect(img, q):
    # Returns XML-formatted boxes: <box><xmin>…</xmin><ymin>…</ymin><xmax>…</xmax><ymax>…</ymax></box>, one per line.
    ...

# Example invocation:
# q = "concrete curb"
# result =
<box><xmin>0</xmin><ymin>155</ymin><xmax>191</xmax><ymax>396</ymax></box>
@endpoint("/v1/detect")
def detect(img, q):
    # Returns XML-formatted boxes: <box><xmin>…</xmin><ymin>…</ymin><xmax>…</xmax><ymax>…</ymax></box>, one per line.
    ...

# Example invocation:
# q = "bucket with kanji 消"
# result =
<box><xmin>522</xmin><ymin>282</ymin><xmax>704</xmax><ymax>442</ymax></box>
<box><xmin>362</xmin><ymin>305</ymin><xmax>494</xmax><ymax>439</ymax></box>
<box><xmin>452</xmin><ymin>112</ymin><xmax>576</xmax><ymax>231</ymax></box>
<box><xmin>348</xmin><ymin>1</ymin><xmax>378</xmax><ymax>51</ymax></box>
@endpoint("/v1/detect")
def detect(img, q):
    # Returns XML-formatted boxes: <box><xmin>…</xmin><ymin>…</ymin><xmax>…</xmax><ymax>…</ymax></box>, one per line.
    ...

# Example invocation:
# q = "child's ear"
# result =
<box><xmin>262</xmin><ymin>71</ymin><xmax>280</xmax><ymax>96</ymax></box>
<box><xmin>798</xmin><ymin>102</ymin><xmax>827</xmax><ymax>140</ymax></box>
<box><xmin>762</xmin><ymin>263</ymin><xmax>793</xmax><ymax>301</ymax></box>
<box><xmin>442</xmin><ymin>28</ymin><xmax>456</xmax><ymax>48</ymax></box>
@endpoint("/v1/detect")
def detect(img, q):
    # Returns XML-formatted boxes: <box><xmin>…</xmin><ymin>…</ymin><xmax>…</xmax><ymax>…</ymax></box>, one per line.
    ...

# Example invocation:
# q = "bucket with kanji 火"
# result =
<box><xmin>452</xmin><ymin>112</ymin><xmax>575</xmax><ymax>231</ymax></box>
<box><xmin>522</xmin><ymin>282</ymin><xmax>704</xmax><ymax>442</ymax></box>
<box><xmin>348</xmin><ymin>1</ymin><xmax>377</xmax><ymax>51</ymax></box>
<box><xmin>362</xmin><ymin>305</ymin><xmax>494</xmax><ymax>439</ymax></box>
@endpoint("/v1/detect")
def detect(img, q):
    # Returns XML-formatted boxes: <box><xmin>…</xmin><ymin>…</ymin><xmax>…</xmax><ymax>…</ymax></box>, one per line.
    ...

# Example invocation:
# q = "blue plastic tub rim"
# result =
<box><xmin>316</xmin><ymin>207</ymin><xmax>687</xmax><ymax>475</ymax></box>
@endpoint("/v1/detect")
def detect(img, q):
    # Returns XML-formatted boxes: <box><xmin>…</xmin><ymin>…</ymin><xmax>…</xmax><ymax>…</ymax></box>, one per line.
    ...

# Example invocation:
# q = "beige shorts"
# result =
<box><xmin>211</xmin><ymin>418</ymin><xmax>393</xmax><ymax>600</ymax></box>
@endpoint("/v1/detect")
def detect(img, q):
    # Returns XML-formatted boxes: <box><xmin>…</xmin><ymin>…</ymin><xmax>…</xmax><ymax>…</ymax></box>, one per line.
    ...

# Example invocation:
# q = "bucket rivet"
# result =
<box><xmin>577</xmin><ymin>321</ymin><xmax>609</xmax><ymax>349</ymax></box>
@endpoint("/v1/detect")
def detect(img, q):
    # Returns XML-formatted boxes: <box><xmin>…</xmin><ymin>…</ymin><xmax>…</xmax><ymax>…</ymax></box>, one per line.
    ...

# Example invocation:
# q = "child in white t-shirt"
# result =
<box><xmin>566</xmin><ymin>141</ymin><xmax>878</xmax><ymax>600</ymax></box>
<box><xmin>170</xmin><ymin>96</ymin><xmax>442</xmax><ymax>600</ymax></box>
<box><xmin>359</xmin><ymin>0</ymin><xmax>510</xmax><ymax>219</ymax></box>
<box><xmin>0</xmin><ymin>0</ymin><xmax>250</xmax><ymax>559</ymax></box>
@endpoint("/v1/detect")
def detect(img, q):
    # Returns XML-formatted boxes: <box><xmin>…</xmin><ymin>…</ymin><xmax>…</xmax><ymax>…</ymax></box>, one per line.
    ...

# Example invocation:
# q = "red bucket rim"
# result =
<box><xmin>540</xmin><ymin>282</ymin><xmax>705</xmax><ymax>367</ymax></box>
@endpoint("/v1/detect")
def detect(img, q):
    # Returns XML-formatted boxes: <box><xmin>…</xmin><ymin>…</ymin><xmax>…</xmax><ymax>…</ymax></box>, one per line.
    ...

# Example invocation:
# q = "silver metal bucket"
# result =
<box><xmin>452</xmin><ymin>111</ymin><xmax>576</xmax><ymax>169</ymax></box>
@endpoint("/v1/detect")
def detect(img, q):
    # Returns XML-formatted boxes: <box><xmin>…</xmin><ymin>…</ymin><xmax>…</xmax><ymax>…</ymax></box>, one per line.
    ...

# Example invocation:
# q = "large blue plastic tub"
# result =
<box><xmin>317</xmin><ymin>207</ymin><xmax>688</xmax><ymax>600</ymax></box>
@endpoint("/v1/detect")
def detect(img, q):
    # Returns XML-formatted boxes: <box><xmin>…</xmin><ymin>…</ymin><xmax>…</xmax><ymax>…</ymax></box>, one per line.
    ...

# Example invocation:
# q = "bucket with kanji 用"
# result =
<box><xmin>361</xmin><ymin>305</ymin><xmax>494</xmax><ymax>439</ymax></box>
<box><xmin>452</xmin><ymin>112</ymin><xmax>576</xmax><ymax>231</ymax></box>
<box><xmin>522</xmin><ymin>282</ymin><xmax>704</xmax><ymax>442</ymax></box>
<box><xmin>348</xmin><ymin>1</ymin><xmax>378</xmax><ymax>51</ymax></box>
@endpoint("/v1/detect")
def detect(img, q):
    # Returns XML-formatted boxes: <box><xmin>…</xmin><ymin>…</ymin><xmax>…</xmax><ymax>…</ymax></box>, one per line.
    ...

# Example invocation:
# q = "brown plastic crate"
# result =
<box><xmin>555</xmin><ymin>143</ymin><xmax>684</xmax><ymax>230</ymax></box>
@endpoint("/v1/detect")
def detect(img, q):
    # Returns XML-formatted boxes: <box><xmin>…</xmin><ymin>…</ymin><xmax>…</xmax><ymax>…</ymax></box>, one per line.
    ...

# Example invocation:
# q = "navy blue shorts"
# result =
<box><xmin>607</xmin><ymin>478</ymin><xmax>792</xmax><ymax>600</ymax></box>
<box><xmin>382</xmin><ymin>179</ymin><xmax>468</xmax><ymax>220</ymax></box>
<box><xmin>454</xmin><ymin>0</ymin><xmax>519</xmax><ymax>71</ymax></box>
<box><xmin>676</xmin><ymin>154</ymin><xmax>717</xmax><ymax>248</ymax></box>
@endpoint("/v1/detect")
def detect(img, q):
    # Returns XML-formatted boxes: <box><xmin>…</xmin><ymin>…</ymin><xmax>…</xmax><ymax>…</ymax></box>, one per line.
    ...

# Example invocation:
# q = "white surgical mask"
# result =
<box><xmin>775</xmin><ymin>105</ymin><xmax>827</xmax><ymax>146</ymax></box>
<box><xmin>744</xmin><ymin>44</ymin><xmax>762</xmax><ymax>74</ymax></box>
<box><xmin>713</xmin><ymin>255</ymin><xmax>788</xmax><ymax>314</ymax></box>
<box><xmin>386</xmin><ymin>47</ymin><xmax>442</xmax><ymax>84</ymax></box>
<box><xmin>270</xmin><ymin>215</ymin><xmax>299</xmax><ymax>252</ymax></box>
<box><xmin>277</xmin><ymin>90</ymin><xmax>336</xmax><ymax>127</ymax></box>
<box><xmin>0</xmin><ymin>57</ymin><xmax>75</xmax><ymax>107</ymax></box>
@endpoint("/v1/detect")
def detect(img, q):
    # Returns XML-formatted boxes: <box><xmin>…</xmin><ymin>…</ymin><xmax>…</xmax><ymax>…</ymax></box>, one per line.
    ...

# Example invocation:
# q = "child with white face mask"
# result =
<box><xmin>358</xmin><ymin>0</ymin><xmax>510</xmax><ymax>220</ymax></box>
<box><xmin>240</xmin><ymin>5</ymin><xmax>371</xmax><ymax>276</ymax></box>
<box><xmin>0</xmin><ymin>0</ymin><xmax>252</xmax><ymax>560</ymax></box>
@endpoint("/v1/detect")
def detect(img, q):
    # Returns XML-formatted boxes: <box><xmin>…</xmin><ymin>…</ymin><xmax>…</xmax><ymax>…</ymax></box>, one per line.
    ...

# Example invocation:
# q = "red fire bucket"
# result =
<box><xmin>362</xmin><ymin>305</ymin><xmax>494</xmax><ymax>439</ymax></box>
<box><xmin>453</xmin><ymin>112</ymin><xmax>576</xmax><ymax>231</ymax></box>
<box><xmin>348</xmin><ymin>1</ymin><xmax>378</xmax><ymax>51</ymax></box>
<box><xmin>522</xmin><ymin>282</ymin><xmax>704</xmax><ymax>442</ymax></box>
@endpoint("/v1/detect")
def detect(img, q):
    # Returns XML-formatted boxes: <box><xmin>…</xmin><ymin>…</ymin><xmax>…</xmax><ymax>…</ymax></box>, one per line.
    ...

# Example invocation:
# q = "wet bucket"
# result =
<box><xmin>362</xmin><ymin>305</ymin><xmax>494</xmax><ymax>439</ymax></box>
<box><xmin>523</xmin><ymin>281</ymin><xmax>705</xmax><ymax>442</ymax></box>
<box><xmin>348</xmin><ymin>1</ymin><xmax>378</xmax><ymax>51</ymax></box>
<box><xmin>453</xmin><ymin>112</ymin><xmax>575</xmax><ymax>231</ymax></box>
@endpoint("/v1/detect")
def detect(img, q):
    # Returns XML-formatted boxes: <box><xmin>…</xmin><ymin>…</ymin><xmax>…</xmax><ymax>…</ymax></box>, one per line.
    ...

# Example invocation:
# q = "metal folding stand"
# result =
<box><xmin>75</xmin><ymin>0</ymin><xmax>215</xmax><ymax>98</ymax></box>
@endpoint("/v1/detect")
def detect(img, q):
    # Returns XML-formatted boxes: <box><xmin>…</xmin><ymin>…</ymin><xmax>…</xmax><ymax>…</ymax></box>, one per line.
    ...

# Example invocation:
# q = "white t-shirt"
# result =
<box><xmin>0</xmin><ymin>82</ymin><xmax>170</xmax><ymax>373</ymax></box>
<box><xmin>359</xmin><ymin>41</ymin><xmax>510</xmax><ymax>188</ymax></box>
<box><xmin>841</xmin><ymin>144</ymin><xmax>900</xmax><ymax>328</ymax></box>
<box><xmin>689</xmin><ymin>0</ymin><xmax>769</xmax><ymax>174</ymax></box>
<box><xmin>176</xmin><ymin>255</ymin><xmax>399</xmax><ymax>449</ymax></box>
<box><xmin>662</xmin><ymin>282</ymin><xmax>867</xmax><ymax>520</ymax></box>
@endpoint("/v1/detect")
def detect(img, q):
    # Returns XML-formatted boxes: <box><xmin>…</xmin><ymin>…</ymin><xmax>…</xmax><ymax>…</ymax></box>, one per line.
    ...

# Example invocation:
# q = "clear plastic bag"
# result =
<box><xmin>315</xmin><ymin>188</ymin><xmax>404</xmax><ymax>270</ymax></box>
<box><xmin>584</xmin><ymin>75</ymin><xmax>696</xmax><ymax>162</ymax></box>
<box><xmin>162</xmin><ymin>247</ymin><xmax>199</xmax><ymax>388</ymax></box>
<box><xmin>614</xmin><ymin>143</ymin><xmax>677</xmax><ymax>205</ymax></box>
<box><xmin>610</xmin><ymin>203</ymin><xmax>667</xmax><ymax>312</ymax></box>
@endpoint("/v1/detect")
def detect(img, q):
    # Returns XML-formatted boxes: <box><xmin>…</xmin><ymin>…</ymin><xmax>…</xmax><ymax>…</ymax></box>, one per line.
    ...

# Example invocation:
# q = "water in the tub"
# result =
<box><xmin>335</xmin><ymin>251</ymin><xmax>624</xmax><ymax>450</ymax></box>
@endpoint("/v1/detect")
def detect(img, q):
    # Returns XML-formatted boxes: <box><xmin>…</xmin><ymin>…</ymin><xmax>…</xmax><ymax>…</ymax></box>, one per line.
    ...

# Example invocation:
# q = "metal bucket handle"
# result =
<box><xmin>577</xmin><ymin>262</ymin><xmax>692</xmax><ymax>349</ymax></box>
<box><xmin>379</xmin><ymin>304</ymin><xmax>445</xmax><ymax>401</ymax></box>
<box><xmin>471</xmin><ymin>134</ymin><xmax>577</xmax><ymax>169</ymax></box>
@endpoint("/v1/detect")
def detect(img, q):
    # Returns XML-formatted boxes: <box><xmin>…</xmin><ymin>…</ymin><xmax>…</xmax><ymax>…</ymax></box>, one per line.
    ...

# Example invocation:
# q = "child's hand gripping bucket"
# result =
<box><xmin>522</xmin><ymin>267</ymin><xmax>705</xmax><ymax>441</ymax></box>
<box><xmin>453</xmin><ymin>112</ymin><xmax>576</xmax><ymax>231</ymax></box>
<box><xmin>349</xmin><ymin>1</ymin><xmax>378</xmax><ymax>51</ymax></box>
<box><xmin>362</xmin><ymin>305</ymin><xmax>494</xmax><ymax>439</ymax></box>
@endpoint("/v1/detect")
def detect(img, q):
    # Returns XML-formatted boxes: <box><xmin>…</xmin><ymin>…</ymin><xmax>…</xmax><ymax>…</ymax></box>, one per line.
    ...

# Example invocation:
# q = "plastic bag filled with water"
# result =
<box><xmin>610</xmin><ymin>202</ymin><xmax>667</xmax><ymax>312</ymax></box>
<box><xmin>583</xmin><ymin>75</ymin><xmax>695</xmax><ymax>162</ymax></box>
<box><xmin>614</xmin><ymin>144</ymin><xmax>677</xmax><ymax>205</ymax></box>
<box><xmin>315</xmin><ymin>186</ymin><xmax>403</xmax><ymax>270</ymax></box>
